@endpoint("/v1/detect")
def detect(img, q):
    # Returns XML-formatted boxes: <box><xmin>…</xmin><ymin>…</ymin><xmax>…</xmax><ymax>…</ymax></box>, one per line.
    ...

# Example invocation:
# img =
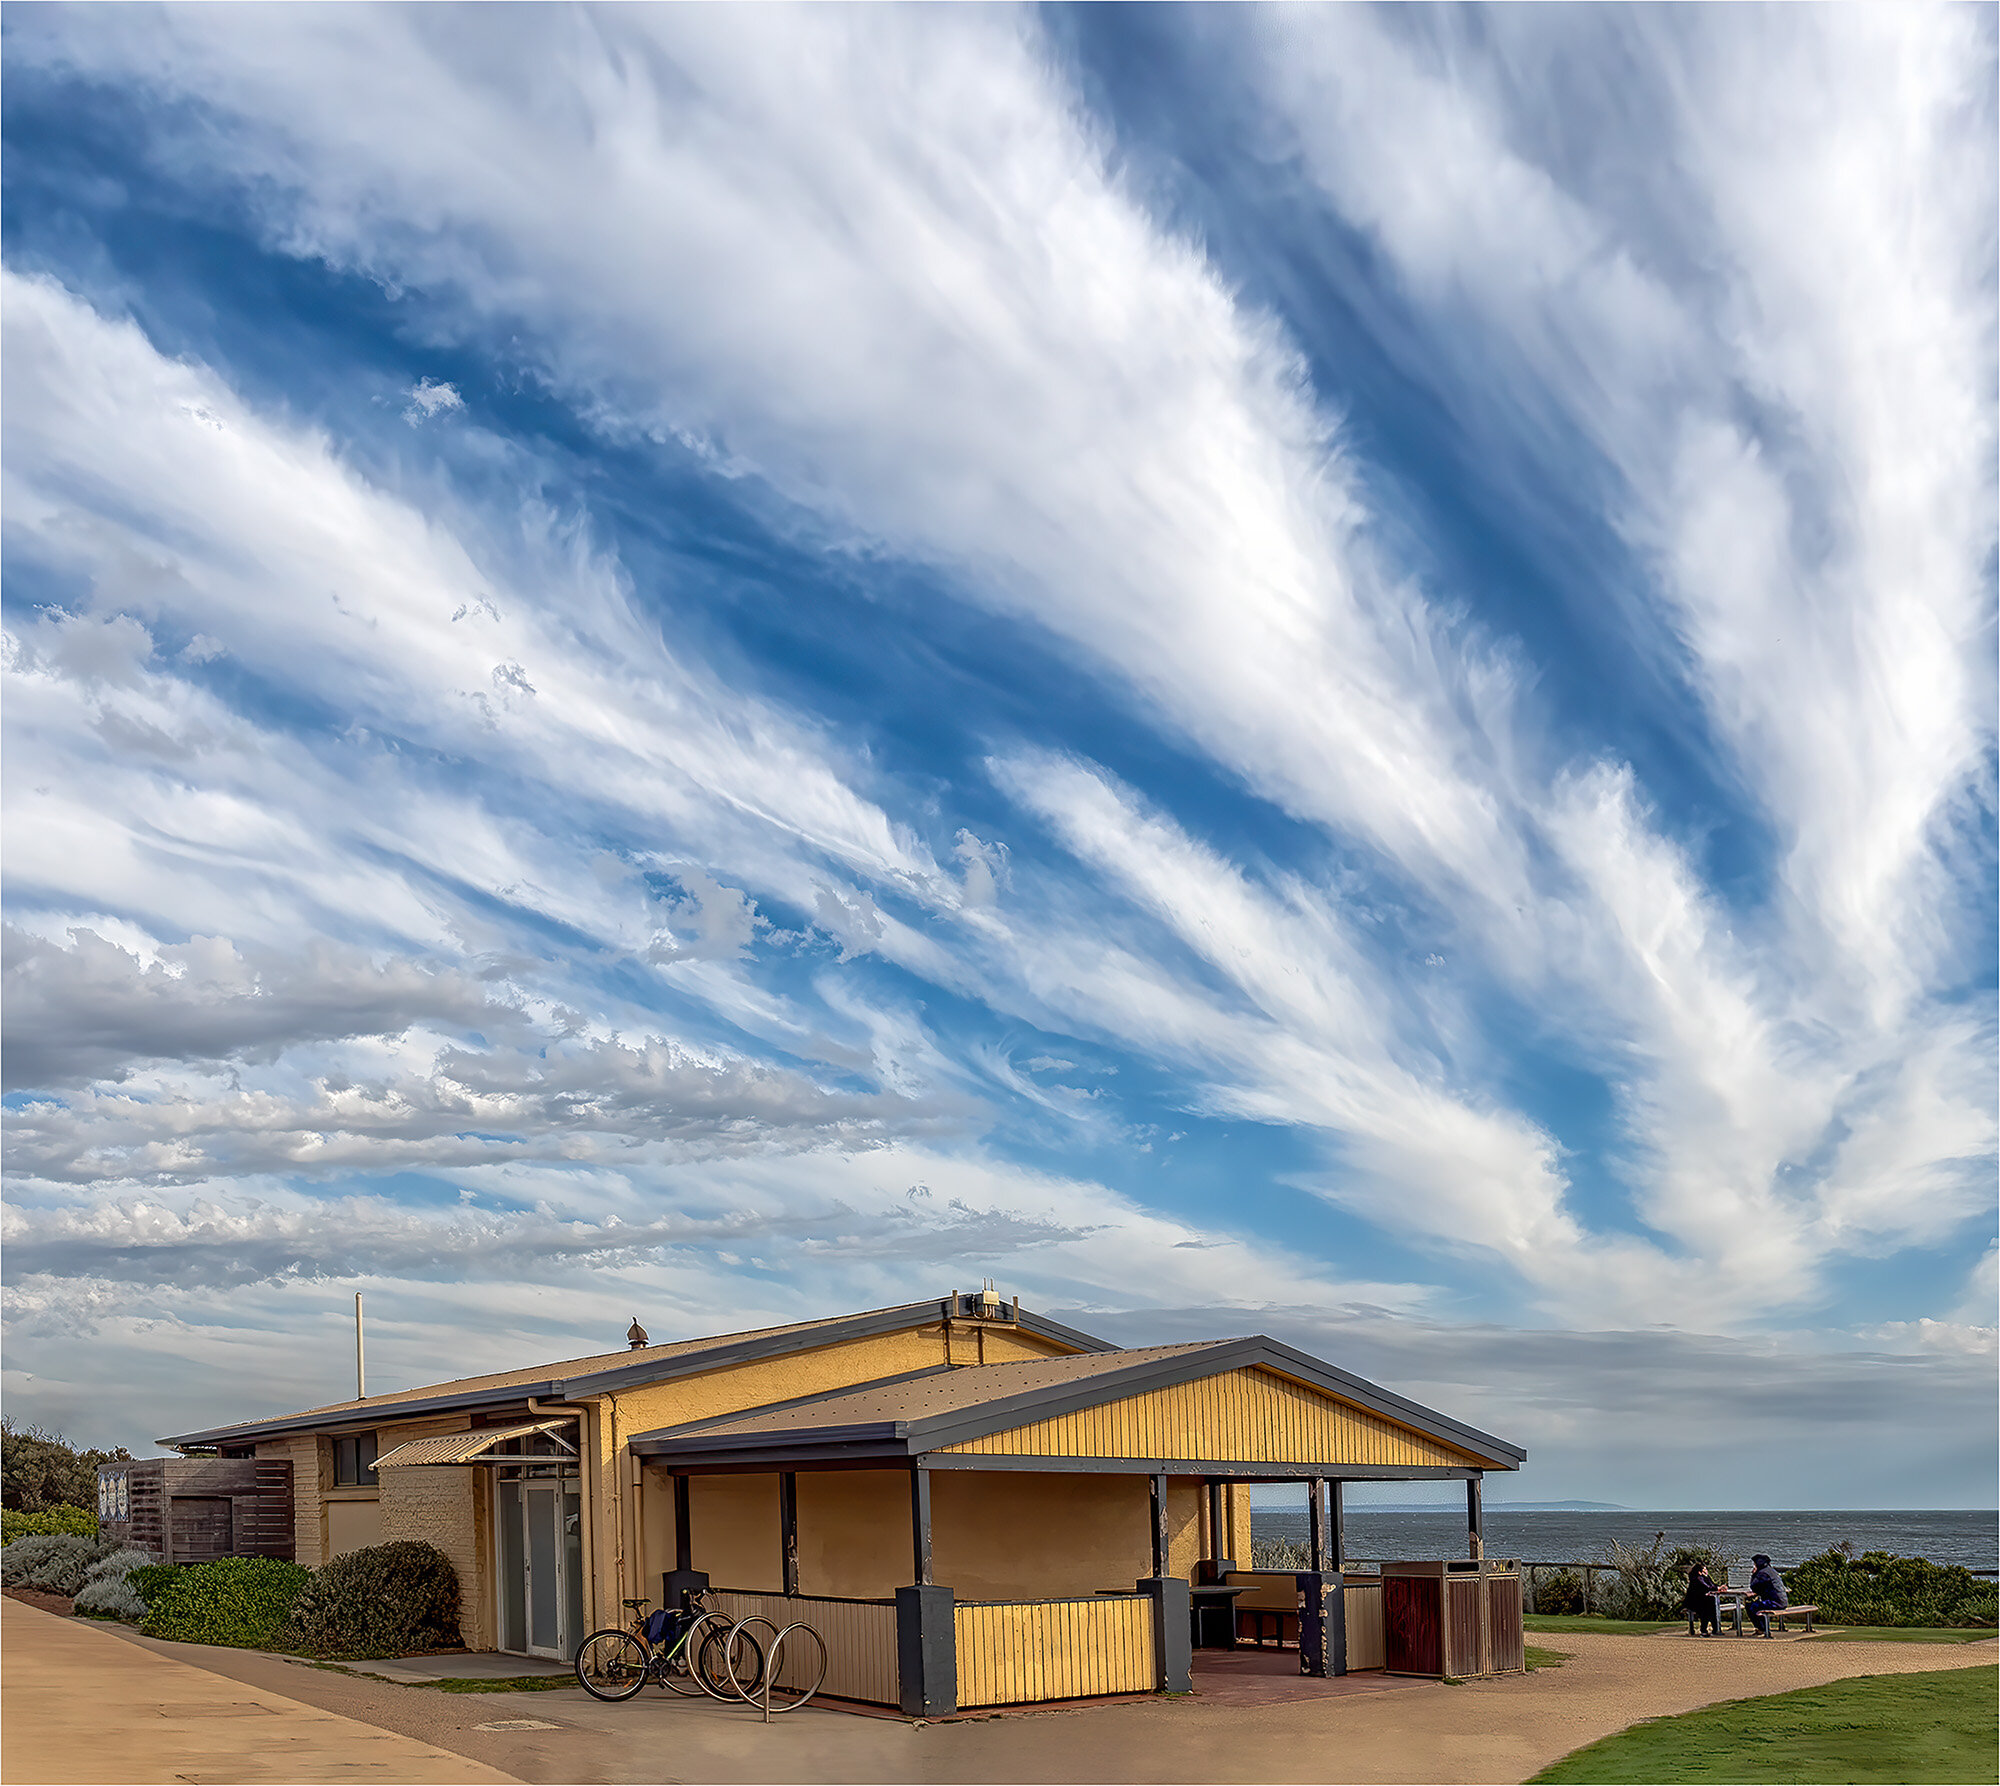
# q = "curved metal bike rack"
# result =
<box><xmin>723</xmin><ymin>1614</ymin><xmax>828</xmax><ymax>1721</ymax></box>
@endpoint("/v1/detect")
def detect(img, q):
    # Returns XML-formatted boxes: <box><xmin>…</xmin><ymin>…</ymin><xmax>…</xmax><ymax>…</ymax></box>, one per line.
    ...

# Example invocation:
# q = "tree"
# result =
<box><xmin>0</xmin><ymin>1418</ymin><xmax>132</xmax><ymax>1512</ymax></box>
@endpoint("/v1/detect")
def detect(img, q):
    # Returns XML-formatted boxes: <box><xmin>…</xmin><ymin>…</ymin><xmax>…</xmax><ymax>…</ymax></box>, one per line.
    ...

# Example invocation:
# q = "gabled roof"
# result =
<box><xmin>158</xmin><ymin>1296</ymin><xmax>1113</xmax><ymax>1449</ymax></box>
<box><xmin>628</xmin><ymin>1336</ymin><xmax>1526</xmax><ymax>1471</ymax></box>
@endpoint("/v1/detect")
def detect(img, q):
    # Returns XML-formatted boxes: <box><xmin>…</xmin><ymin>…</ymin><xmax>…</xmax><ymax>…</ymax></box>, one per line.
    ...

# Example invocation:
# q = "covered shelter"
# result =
<box><xmin>630</xmin><ymin>1336</ymin><xmax>1526</xmax><ymax>1713</ymax></box>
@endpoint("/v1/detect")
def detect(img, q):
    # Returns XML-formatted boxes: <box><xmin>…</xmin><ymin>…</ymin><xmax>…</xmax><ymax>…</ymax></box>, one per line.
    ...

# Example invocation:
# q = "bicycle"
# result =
<box><xmin>573</xmin><ymin>1592</ymin><xmax>765</xmax><ymax>1703</ymax></box>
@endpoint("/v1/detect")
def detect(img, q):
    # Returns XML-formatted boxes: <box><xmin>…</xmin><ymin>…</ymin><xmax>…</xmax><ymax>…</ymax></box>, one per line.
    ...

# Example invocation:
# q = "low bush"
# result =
<box><xmin>0</xmin><ymin>1532</ymin><xmax>116</xmax><ymax>1596</ymax></box>
<box><xmin>72</xmin><ymin>1546</ymin><xmax>157</xmax><ymax>1622</ymax></box>
<box><xmin>1</xmin><ymin>1505</ymin><xmax>98</xmax><ymax>1543</ymax></box>
<box><xmin>1783</xmin><ymin>1548</ymin><xmax>1999</xmax><ymax>1630</ymax></box>
<box><xmin>279</xmin><ymin>1540</ymin><xmax>462</xmax><ymax>1658</ymax></box>
<box><xmin>1600</xmin><ymin>1536</ymin><xmax>1739</xmax><ymax>1622</ymax></box>
<box><xmin>141</xmin><ymin>1556</ymin><xmax>311</xmax><ymax>1648</ymax></box>
<box><xmin>1532</xmin><ymin>1569</ymin><xmax>1586</xmax><ymax>1615</ymax></box>
<box><xmin>127</xmin><ymin>1563</ymin><xmax>180</xmax><ymax>1608</ymax></box>
<box><xmin>1248</xmin><ymin>1535</ymin><xmax>1312</xmax><ymax>1570</ymax></box>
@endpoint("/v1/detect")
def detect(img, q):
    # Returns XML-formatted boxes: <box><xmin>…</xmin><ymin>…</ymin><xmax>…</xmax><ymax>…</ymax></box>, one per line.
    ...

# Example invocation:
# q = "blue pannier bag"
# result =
<box><xmin>643</xmin><ymin>1608</ymin><xmax>673</xmax><ymax>1647</ymax></box>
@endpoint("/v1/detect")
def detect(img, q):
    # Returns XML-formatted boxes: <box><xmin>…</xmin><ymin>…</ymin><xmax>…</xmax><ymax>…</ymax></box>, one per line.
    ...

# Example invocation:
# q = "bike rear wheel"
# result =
<box><xmin>575</xmin><ymin>1628</ymin><xmax>650</xmax><ymax>1701</ymax></box>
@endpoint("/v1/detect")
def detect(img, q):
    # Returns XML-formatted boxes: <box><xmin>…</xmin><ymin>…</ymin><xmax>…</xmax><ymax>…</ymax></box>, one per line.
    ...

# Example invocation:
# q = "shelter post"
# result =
<box><xmin>1467</xmin><ymin>1475</ymin><xmax>1484</xmax><ymax>1560</ymax></box>
<box><xmin>1148</xmin><ymin>1471</ymin><xmax>1169</xmax><ymax>1579</ymax></box>
<box><xmin>779</xmin><ymin>1471</ymin><xmax>799</xmax><ymax>1596</ymax></box>
<box><xmin>911</xmin><ymin>1461</ymin><xmax>934</xmax><ymax>1585</ymax></box>
<box><xmin>1308</xmin><ymin>1476</ymin><xmax>1327</xmax><ymax>1572</ymax></box>
<box><xmin>662</xmin><ymin>1472</ymin><xmax>707</xmax><ymax>1614</ymax></box>
<box><xmin>896</xmin><ymin>1583</ymin><xmax>957</xmax><ymax>1717</ymax></box>
<box><xmin>1329</xmin><ymin>1479</ymin><xmax>1345</xmax><ymax>1570</ymax></box>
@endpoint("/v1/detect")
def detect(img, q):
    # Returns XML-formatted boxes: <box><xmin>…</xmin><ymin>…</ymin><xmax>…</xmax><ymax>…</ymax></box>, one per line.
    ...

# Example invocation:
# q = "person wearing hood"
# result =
<box><xmin>1746</xmin><ymin>1554</ymin><xmax>1788</xmax><ymax>1637</ymax></box>
<box><xmin>1684</xmin><ymin>1561</ymin><xmax>1723</xmax><ymax>1636</ymax></box>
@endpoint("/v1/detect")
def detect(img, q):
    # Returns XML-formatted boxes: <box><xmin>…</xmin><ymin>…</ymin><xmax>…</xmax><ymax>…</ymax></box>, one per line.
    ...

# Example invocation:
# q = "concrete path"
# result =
<box><xmin>21</xmin><ymin>1608</ymin><xmax>1995</xmax><ymax>1784</ymax></box>
<box><xmin>0</xmin><ymin>1600</ymin><xmax>521</xmax><ymax>1786</ymax></box>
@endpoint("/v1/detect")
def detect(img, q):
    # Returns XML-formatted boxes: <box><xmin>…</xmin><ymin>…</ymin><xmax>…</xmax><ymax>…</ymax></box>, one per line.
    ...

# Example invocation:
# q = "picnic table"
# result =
<box><xmin>1189</xmin><ymin>1584</ymin><xmax>1246</xmax><ymax>1649</ymax></box>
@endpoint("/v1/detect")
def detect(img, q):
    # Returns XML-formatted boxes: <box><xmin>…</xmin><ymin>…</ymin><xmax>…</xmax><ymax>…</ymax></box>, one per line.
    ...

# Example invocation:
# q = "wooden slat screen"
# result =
<box><xmin>705</xmin><ymin>1590</ymin><xmax>899</xmax><ymax>1707</ymax></box>
<box><xmin>954</xmin><ymin>1595</ymin><xmax>1156</xmax><ymax>1708</ymax></box>
<box><xmin>1487</xmin><ymin>1573</ymin><xmax>1524</xmax><ymax>1673</ymax></box>
<box><xmin>1343</xmin><ymin>1578</ymin><xmax>1386</xmax><ymax>1670</ymax></box>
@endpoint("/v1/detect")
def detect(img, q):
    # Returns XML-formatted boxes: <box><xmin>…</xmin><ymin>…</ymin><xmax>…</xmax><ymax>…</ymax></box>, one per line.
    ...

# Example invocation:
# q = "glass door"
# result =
<box><xmin>496</xmin><ymin>1469</ymin><xmax>583</xmax><ymax>1659</ymax></box>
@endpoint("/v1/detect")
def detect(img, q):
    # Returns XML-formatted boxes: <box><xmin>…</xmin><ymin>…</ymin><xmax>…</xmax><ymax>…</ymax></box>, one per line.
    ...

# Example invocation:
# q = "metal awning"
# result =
<box><xmin>374</xmin><ymin>1420</ymin><xmax>577</xmax><ymax>1470</ymax></box>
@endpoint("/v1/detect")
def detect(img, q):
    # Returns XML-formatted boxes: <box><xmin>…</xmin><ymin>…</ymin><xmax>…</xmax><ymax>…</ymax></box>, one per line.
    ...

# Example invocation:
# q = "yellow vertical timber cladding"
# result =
<box><xmin>944</xmin><ymin>1365</ymin><xmax>1486</xmax><ymax>1467</ymax></box>
<box><xmin>953</xmin><ymin>1596</ymin><xmax>1157</xmax><ymax>1708</ymax></box>
<box><xmin>705</xmin><ymin>1590</ymin><xmax>899</xmax><ymax>1706</ymax></box>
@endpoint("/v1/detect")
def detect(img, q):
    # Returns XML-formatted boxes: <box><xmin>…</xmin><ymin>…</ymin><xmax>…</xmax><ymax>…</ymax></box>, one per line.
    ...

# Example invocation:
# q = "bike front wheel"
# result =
<box><xmin>575</xmin><ymin>1628</ymin><xmax>650</xmax><ymax>1701</ymax></box>
<box><xmin>694</xmin><ymin>1621</ymin><xmax>765</xmax><ymax>1700</ymax></box>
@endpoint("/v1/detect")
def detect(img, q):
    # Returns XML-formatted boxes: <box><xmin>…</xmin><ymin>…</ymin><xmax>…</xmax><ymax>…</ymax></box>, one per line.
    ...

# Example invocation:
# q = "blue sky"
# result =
<box><xmin>2</xmin><ymin>4</ymin><xmax>1994</xmax><ymax>1508</ymax></box>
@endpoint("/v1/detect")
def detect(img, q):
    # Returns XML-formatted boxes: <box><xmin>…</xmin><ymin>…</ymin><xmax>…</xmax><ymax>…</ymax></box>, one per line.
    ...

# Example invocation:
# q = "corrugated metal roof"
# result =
<box><xmin>159</xmin><ymin>1296</ymin><xmax>1116</xmax><ymax>1448</ymax></box>
<box><xmin>375</xmin><ymin>1420</ymin><xmax>576</xmax><ymax>1469</ymax></box>
<box><xmin>647</xmin><ymin>1342</ymin><xmax>1231</xmax><ymax>1441</ymax></box>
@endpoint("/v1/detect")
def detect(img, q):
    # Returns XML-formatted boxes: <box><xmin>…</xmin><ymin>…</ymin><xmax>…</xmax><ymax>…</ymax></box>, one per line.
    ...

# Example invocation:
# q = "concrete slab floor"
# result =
<box><xmin>28</xmin><ymin>1602</ymin><xmax>1995</xmax><ymax>1785</ymax></box>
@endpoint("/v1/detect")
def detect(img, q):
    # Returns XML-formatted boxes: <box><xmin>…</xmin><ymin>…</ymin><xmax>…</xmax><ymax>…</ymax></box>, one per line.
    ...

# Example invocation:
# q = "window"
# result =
<box><xmin>220</xmin><ymin>1443</ymin><xmax>255</xmax><ymax>1460</ymax></box>
<box><xmin>333</xmin><ymin>1432</ymin><xmax>378</xmax><ymax>1487</ymax></box>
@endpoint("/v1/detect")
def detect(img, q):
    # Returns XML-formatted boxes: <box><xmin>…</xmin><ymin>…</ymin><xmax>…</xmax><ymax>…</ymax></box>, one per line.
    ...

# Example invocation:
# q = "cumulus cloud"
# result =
<box><xmin>402</xmin><ymin>376</ymin><xmax>464</xmax><ymax>424</ymax></box>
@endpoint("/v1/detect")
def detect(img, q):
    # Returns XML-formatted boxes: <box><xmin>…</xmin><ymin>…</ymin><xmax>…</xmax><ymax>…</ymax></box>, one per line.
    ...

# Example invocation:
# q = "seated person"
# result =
<box><xmin>1684</xmin><ymin>1561</ymin><xmax>1722</xmax><ymax>1636</ymax></box>
<box><xmin>1746</xmin><ymin>1553</ymin><xmax>1789</xmax><ymax>1637</ymax></box>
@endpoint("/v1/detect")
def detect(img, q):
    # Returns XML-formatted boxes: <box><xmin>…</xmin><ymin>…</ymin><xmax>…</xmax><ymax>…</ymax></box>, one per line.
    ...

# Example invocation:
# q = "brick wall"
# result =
<box><xmin>375</xmin><ymin>1417</ymin><xmax>491</xmax><ymax>1649</ymax></box>
<box><xmin>258</xmin><ymin>1435</ymin><xmax>325</xmax><ymax>1567</ymax></box>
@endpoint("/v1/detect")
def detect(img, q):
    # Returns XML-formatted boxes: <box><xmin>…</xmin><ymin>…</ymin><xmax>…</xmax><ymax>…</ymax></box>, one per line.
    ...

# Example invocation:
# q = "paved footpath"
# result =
<box><xmin>8</xmin><ymin>1602</ymin><xmax>1993</xmax><ymax>1785</ymax></box>
<box><xmin>1</xmin><ymin>1600</ymin><xmax>520</xmax><ymax>1785</ymax></box>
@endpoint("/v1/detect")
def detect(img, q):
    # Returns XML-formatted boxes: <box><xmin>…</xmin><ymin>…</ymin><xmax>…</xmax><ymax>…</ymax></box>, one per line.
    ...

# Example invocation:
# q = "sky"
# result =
<box><xmin>2</xmin><ymin>4</ymin><xmax>1994</xmax><ymax>1511</ymax></box>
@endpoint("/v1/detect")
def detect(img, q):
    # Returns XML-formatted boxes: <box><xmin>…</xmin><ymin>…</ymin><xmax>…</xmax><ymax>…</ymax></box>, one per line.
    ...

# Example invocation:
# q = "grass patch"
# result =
<box><xmin>1528</xmin><ymin>1664</ymin><xmax>1998</xmax><ymax>1784</ymax></box>
<box><xmin>1804</xmin><ymin>1627</ymin><xmax>1999</xmax><ymax>1646</ymax></box>
<box><xmin>1525</xmin><ymin>1614</ymin><xmax>1680</xmax><ymax>1637</ymax></box>
<box><xmin>302</xmin><ymin>1659</ymin><xmax>575</xmax><ymax>1693</ymax></box>
<box><xmin>1526</xmin><ymin>1645</ymin><xmax>1574</xmax><ymax>1671</ymax></box>
<box><xmin>429</xmin><ymin>1674</ymin><xmax>577</xmax><ymax>1693</ymax></box>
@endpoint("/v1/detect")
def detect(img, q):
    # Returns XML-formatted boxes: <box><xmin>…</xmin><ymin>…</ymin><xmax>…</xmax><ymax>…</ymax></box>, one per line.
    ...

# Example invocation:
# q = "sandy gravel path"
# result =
<box><xmin>25</xmin><ymin>1610</ymin><xmax>1996</xmax><ymax>1784</ymax></box>
<box><xmin>0</xmin><ymin>1599</ymin><xmax>520</xmax><ymax>1785</ymax></box>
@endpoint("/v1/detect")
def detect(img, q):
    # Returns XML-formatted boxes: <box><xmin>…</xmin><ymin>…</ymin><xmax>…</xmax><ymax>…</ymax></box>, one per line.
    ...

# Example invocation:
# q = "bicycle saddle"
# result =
<box><xmin>622</xmin><ymin>1597</ymin><xmax>652</xmax><ymax>1610</ymax></box>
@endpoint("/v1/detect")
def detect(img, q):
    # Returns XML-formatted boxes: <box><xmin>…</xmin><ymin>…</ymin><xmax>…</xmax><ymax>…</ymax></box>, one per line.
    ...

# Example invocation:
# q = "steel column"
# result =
<box><xmin>1467</xmin><ymin>1475</ymin><xmax>1484</xmax><ymax>1560</ymax></box>
<box><xmin>1150</xmin><ymin>1471</ymin><xmax>1170</xmax><ymax>1579</ymax></box>
<box><xmin>779</xmin><ymin>1470</ymin><xmax>799</xmax><ymax>1596</ymax></box>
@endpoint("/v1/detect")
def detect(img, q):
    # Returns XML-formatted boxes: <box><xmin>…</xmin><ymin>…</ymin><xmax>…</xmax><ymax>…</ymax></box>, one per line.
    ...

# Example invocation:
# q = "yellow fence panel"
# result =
<box><xmin>954</xmin><ymin>1595</ymin><xmax>1157</xmax><ymax>1707</ymax></box>
<box><xmin>705</xmin><ymin>1589</ymin><xmax>899</xmax><ymax>1707</ymax></box>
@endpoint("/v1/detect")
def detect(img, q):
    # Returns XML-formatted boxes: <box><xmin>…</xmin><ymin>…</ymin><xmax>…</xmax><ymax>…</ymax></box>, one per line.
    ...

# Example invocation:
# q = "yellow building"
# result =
<box><xmin>159</xmin><ymin>1291</ymin><xmax>1525</xmax><ymax>1712</ymax></box>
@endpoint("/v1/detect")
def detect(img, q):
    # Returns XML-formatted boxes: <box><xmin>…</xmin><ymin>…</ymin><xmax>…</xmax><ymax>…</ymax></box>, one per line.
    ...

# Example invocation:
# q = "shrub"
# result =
<box><xmin>1</xmin><ymin>1505</ymin><xmax>98</xmax><ymax>1543</ymax></box>
<box><xmin>1249</xmin><ymin>1535</ymin><xmax>1312</xmax><ymax>1570</ymax></box>
<box><xmin>1532</xmin><ymin>1568</ymin><xmax>1586</xmax><ymax>1615</ymax></box>
<box><xmin>1782</xmin><ymin>1547</ymin><xmax>1999</xmax><ymax>1629</ymax></box>
<box><xmin>0</xmin><ymin>1532</ymin><xmax>116</xmax><ymax>1596</ymax></box>
<box><xmin>73</xmin><ymin>1546</ymin><xmax>157</xmax><ymax>1622</ymax></box>
<box><xmin>1599</xmin><ymin>1535</ymin><xmax>1739</xmax><ymax>1622</ymax></box>
<box><xmin>279</xmin><ymin>1541</ymin><xmax>462</xmax><ymax>1658</ymax></box>
<box><xmin>141</xmin><ymin>1556</ymin><xmax>311</xmax><ymax>1648</ymax></box>
<box><xmin>1</xmin><ymin>1420</ymin><xmax>132</xmax><ymax>1513</ymax></box>
<box><xmin>127</xmin><ymin>1563</ymin><xmax>180</xmax><ymax>1608</ymax></box>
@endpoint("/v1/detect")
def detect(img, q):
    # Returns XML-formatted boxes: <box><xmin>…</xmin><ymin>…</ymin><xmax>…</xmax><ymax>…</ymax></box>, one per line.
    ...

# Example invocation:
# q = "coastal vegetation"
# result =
<box><xmin>0</xmin><ymin>1420</ymin><xmax>128</xmax><ymax>1516</ymax></box>
<box><xmin>1528</xmin><ymin>1665</ymin><xmax>1999</xmax><ymax>1784</ymax></box>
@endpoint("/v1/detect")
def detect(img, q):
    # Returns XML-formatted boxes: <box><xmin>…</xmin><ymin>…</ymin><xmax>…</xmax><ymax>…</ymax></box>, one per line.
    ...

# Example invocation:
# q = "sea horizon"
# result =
<box><xmin>1249</xmin><ymin>1505</ymin><xmax>1999</xmax><ymax>1572</ymax></box>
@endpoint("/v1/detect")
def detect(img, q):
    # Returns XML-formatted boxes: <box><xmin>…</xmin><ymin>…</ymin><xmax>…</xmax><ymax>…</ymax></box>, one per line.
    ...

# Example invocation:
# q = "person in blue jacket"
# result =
<box><xmin>1746</xmin><ymin>1553</ymin><xmax>1789</xmax><ymax>1637</ymax></box>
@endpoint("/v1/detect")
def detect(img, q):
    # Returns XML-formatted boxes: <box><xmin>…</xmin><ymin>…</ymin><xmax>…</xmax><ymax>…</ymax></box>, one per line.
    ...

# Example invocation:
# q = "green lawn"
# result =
<box><xmin>1525</xmin><ymin>1615</ymin><xmax>1680</xmax><ymax>1637</ymax></box>
<box><xmin>1804</xmin><ymin>1627</ymin><xmax>1999</xmax><ymax>1646</ymax></box>
<box><xmin>1528</xmin><ymin>1664</ymin><xmax>1999</xmax><ymax>1785</ymax></box>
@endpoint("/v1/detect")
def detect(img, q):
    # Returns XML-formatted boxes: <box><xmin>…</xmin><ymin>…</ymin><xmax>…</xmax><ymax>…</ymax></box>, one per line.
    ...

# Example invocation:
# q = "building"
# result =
<box><xmin>140</xmin><ymin>1290</ymin><xmax>1526</xmax><ymax>1712</ymax></box>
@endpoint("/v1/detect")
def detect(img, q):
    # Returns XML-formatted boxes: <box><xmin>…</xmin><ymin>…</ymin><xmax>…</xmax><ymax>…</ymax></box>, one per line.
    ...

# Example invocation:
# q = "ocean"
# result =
<box><xmin>1248</xmin><ymin>1508</ymin><xmax>1999</xmax><ymax>1572</ymax></box>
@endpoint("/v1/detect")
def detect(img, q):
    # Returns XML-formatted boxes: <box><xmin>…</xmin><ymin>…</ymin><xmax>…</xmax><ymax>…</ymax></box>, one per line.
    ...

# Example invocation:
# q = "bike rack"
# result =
<box><xmin>723</xmin><ymin>1614</ymin><xmax>828</xmax><ymax>1721</ymax></box>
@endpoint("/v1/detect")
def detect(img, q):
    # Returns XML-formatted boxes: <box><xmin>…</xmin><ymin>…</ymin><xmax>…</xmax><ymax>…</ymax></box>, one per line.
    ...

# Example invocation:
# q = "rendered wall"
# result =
<box><xmin>326</xmin><ymin>1497</ymin><xmax>383</xmax><ymax>1557</ymax></box>
<box><xmin>688</xmin><ymin>1472</ymin><xmax>783</xmax><ymax>1592</ymax></box>
<box><xmin>931</xmin><ymin>1471</ymin><xmax>1151</xmax><ymax>1600</ymax></box>
<box><xmin>796</xmin><ymin>1469</ymin><xmax>911</xmax><ymax>1598</ymax></box>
